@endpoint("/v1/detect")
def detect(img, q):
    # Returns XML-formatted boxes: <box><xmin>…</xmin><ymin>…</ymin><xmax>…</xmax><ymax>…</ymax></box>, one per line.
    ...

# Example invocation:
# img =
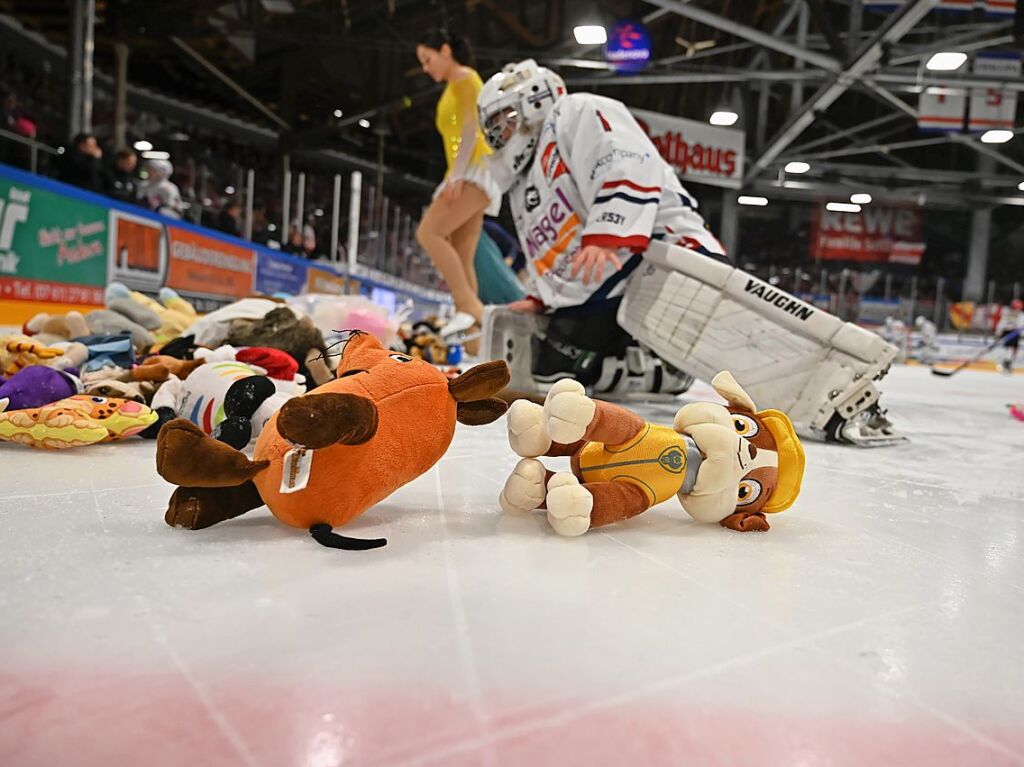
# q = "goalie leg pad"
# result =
<box><xmin>618</xmin><ymin>241</ymin><xmax>899</xmax><ymax>441</ymax></box>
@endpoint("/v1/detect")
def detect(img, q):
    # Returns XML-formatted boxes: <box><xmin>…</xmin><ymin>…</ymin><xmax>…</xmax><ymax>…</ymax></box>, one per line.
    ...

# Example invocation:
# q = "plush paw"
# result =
<box><xmin>719</xmin><ymin>511</ymin><xmax>770</xmax><ymax>532</ymax></box>
<box><xmin>542</xmin><ymin>379</ymin><xmax>596</xmax><ymax>445</ymax></box>
<box><xmin>498</xmin><ymin>458</ymin><xmax>547</xmax><ymax>514</ymax></box>
<box><xmin>545</xmin><ymin>472</ymin><xmax>593</xmax><ymax>537</ymax></box>
<box><xmin>506</xmin><ymin>400</ymin><xmax>551</xmax><ymax>457</ymax></box>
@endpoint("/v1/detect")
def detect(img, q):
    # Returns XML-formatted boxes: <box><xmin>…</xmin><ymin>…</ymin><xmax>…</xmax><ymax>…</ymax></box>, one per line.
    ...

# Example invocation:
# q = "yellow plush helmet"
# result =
<box><xmin>756</xmin><ymin>409</ymin><xmax>805</xmax><ymax>513</ymax></box>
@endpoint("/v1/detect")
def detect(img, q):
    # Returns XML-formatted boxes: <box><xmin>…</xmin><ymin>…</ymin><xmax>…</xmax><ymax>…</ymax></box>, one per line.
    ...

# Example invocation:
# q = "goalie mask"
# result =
<box><xmin>478</xmin><ymin>59</ymin><xmax>566</xmax><ymax>178</ymax></box>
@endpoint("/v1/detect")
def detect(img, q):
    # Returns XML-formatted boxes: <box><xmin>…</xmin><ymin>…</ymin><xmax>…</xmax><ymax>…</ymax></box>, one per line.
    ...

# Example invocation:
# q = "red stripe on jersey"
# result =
<box><xmin>600</xmin><ymin>179</ymin><xmax>662</xmax><ymax>194</ymax></box>
<box><xmin>596</xmin><ymin>110</ymin><xmax>612</xmax><ymax>132</ymax></box>
<box><xmin>581</xmin><ymin>233</ymin><xmax>650</xmax><ymax>252</ymax></box>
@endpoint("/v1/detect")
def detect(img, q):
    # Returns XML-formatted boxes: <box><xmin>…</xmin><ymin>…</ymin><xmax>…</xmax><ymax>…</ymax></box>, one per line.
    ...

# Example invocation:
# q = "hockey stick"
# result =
<box><xmin>931</xmin><ymin>328</ymin><xmax>1020</xmax><ymax>377</ymax></box>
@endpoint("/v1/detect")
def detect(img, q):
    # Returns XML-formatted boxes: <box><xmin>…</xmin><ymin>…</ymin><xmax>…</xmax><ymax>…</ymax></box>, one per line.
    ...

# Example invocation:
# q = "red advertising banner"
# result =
<box><xmin>165</xmin><ymin>225</ymin><xmax>255</xmax><ymax>297</ymax></box>
<box><xmin>631</xmin><ymin>108</ymin><xmax>745</xmax><ymax>189</ymax></box>
<box><xmin>810</xmin><ymin>205</ymin><xmax>925</xmax><ymax>266</ymax></box>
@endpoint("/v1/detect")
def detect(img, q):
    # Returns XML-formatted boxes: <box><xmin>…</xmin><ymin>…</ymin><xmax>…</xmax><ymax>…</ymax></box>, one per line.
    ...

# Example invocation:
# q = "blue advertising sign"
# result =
<box><xmin>605</xmin><ymin>20</ymin><xmax>652</xmax><ymax>73</ymax></box>
<box><xmin>255</xmin><ymin>251</ymin><xmax>309</xmax><ymax>296</ymax></box>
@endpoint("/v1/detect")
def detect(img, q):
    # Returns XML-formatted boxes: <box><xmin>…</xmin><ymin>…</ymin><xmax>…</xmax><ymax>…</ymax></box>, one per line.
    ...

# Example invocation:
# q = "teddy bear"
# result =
<box><xmin>498</xmin><ymin>371</ymin><xmax>805</xmax><ymax>536</ymax></box>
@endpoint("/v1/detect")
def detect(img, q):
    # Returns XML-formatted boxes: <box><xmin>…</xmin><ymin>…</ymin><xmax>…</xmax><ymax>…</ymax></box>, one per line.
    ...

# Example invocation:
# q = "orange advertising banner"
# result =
<box><xmin>165</xmin><ymin>225</ymin><xmax>254</xmax><ymax>297</ymax></box>
<box><xmin>305</xmin><ymin>267</ymin><xmax>349</xmax><ymax>295</ymax></box>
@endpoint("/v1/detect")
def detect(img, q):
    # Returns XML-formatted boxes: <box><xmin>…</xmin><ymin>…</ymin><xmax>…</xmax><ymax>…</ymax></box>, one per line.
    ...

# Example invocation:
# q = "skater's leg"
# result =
<box><xmin>416</xmin><ymin>185</ymin><xmax>489</xmax><ymax>322</ymax></box>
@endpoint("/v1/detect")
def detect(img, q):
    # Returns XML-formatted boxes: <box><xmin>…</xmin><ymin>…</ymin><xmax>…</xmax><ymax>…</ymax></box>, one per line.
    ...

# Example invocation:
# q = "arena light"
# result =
<box><xmin>141</xmin><ymin>150</ymin><xmax>170</xmax><ymax>160</ymax></box>
<box><xmin>850</xmin><ymin>193</ymin><xmax>873</xmax><ymax>204</ymax></box>
<box><xmin>737</xmin><ymin>195</ymin><xmax>768</xmax><ymax>206</ymax></box>
<box><xmin>133</xmin><ymin>139</ymin><xmax>153</xmax><ymax>151</ymax></box>
<box><xmin>225</xmin><ymin>186</ymin><xmax>236</xmax><ymax>195</ymax></box>
<box><xmin>710</xmin><ymin>110</ymin><xmax>739</xmax><ymax>126</ymax></box>
<box><xmin>980</xmin><ymin>129</ymin><xmax>1013</xmax><ymax>144</ymax></box>
<box><xmin>784</xmin><ymin>161</ymin><xmax>810</xmax><ymax>174</ymax></box>
<box><xmin>574</xmin><ymin>25</ymin><xmax>607</xmax><ymax>45</ymax></box>
<box><xmin>358</xmin><ymin>118</ymin><xmax>371</xmax><ymax>129</ymax></box>
<box><xmin>1018</xmin><ymin>181</ymin><xmax>1024</xmax><ymax>191</ymax></box>
<box><xmin>926</xmin><ymin>52</ymin><xmax>967</xmax><ymax>71</ymax></box>
<box><xmin>826</xmin><ymin>202</ymin><xmax>861</xmax><ymax>213</ymax></box>
<box><xmin>333</xmin><ymin>109</ymin><xmax>343</xmax><ymax>118</ymax></box>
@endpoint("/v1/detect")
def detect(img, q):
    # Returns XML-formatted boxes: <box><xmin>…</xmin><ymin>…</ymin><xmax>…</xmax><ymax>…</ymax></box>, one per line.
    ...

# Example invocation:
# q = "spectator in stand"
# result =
<box><xmin>283</xmin><ymin>224</ymin><xmax>304</xmax><ymax>255</ymax></box>
<box><xmin>58</xmin><ymin>132</ymin><xmax>104</xmax><ymax>192</ymax></box>
<box><xmin>140</xmin><ymin>158</ymin><xmax>183</xmax><ymax>219</ymax></box>
<box><xmin>0</xmin><ymin>89</ymin><xmax>37</xmax><ymax>169</ymax></box>
<box><xmin>301</xmin><ymin>221</ymin><xmax>317</xmax><ymax>259</ymax></box>
<box><xmin>105</xmin><ymin>148</ymin><xmax>140</xmax><ymax>204</ymax></box>
<box><xmin>217</xmin><ymin>199</ymin><xmax>242</xmax><ymax>237</ymax></box>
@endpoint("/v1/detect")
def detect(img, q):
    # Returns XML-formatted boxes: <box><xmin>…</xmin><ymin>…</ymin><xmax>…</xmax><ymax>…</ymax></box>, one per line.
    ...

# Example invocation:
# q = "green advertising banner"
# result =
<box><xmin>0</xmin><ymin>174</ymin><xmax>109</xmax><ymax>311</ymax></box>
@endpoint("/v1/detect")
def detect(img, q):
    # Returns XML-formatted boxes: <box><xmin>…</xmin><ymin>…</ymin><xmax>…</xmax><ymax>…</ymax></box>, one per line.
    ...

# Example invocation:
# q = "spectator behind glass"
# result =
<box><xmin>0</xmin><ymin>89</ymin><xmax>37</xmax><ymax>170</ymax></box>
<box><xmin>140</xmin><ymin>158</ymin><xmax>183</xmax><ymax>219</ymax></box>
<box><xmin>217</xmin><ymin>200</ymin><xmax>242</xmax><ymax>237</ymax></box>
<box><xmin>282</xmin><ymin>224</ymin><xmax>304</xmax><ymax>255</ymax></box>
<box><xmin>301</xmin><ymin>221</ymin><xmax>317</xmax><ymax>259</ymax></box>
<box><xmin>59</xmin><ymin>132</ymin><xmax>104</xmax><ymax>192</ymax></box>
<box><xmin>105</xmin><ymin>148</ymin><xmax>140</xmax><ymax>204</ymax></box>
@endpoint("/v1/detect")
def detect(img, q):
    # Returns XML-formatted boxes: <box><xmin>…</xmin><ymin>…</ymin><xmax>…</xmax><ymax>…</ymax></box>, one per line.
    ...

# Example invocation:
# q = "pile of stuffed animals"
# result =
<box><xmin>0</xmin><ymin>283</ymin><xmax>337</xmax><ymax>451</ymax></box>
<box><xmin>3</xmin><ymin>283</ymin><xmax>810</xmax><ymax>550</ymax></box>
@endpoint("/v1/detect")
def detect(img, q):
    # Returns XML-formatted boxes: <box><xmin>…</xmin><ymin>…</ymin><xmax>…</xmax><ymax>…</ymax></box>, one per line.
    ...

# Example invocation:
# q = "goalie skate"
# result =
<box><xmin>479</xmin><ymin>306</ymin><xmax>693</xmax><ymax>398</ymax></box>
<box><xmin>618</xmin><ymin>241</ymin><xmax>905</xmax><ymax>446</ymax></box>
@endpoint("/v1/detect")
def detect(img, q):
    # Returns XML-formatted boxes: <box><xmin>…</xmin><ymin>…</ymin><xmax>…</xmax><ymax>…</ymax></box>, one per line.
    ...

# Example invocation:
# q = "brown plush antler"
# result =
<box><xmin>447</xmin><ymin>360</ymin><xmax>511</xmax><ymax>402</ymax></box>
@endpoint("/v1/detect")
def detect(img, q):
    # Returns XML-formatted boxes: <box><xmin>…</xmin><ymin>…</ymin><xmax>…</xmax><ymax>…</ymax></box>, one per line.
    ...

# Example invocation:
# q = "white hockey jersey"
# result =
<box><xmin>507</xmin><ymin>93</ymin><xmax>725</xmax><ymax>310</ymax></box>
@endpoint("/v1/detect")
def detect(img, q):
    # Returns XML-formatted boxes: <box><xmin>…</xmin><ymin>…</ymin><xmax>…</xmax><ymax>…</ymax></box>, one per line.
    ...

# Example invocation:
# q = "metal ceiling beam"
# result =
<box><xmin>745</xmin><ymin>0</ymin><xmax>939</xmax><ymax>183</ymax></box>
<box><xmin>746</xmin><ymin>179</ymin><xmax>1024</xmax><ymax>209</ymax></box>
<box><xmin>804</xmin><ymin>0</ymin><xmax>847</xmax><ymax>60</ymax></box>
<box><xmin>787</xmin><ymin>135</ymin><xmax>953</xmax><ymax>162</ymax></box>
<box><xmin>171</xmin><ymin>35</ymin><xmax>291</xmax><ymax>130</ymax></box>
<box><xmin>786</xmin><ymin>112</ymin><xmax>905</xmax><ymax>155</ymax></box>
<box><xmin>566</xmin><ymin>67</ymin><xmax>1024</xmax><ymax>92</ymax></box>
<box><xmin>565</xmin><ymin>69</ymin><xmax>822</xmax><ymax>87</ymax></box>
<box><xmin>950</xmin><ymin>134</ymin><xmax>1024</xmax><ymax>177</ymax></box>
<box><xmin>640</xmin><ymin>0</ymin><xmax>840</xmax><ymax>71</ymax></box>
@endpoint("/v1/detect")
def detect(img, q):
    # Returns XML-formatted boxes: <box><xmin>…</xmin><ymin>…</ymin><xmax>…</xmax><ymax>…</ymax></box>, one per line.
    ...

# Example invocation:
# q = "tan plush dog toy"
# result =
<box><xmin>499</xmin><ymin>372</ymin><xmax>805</xmax><ymax>536</ymax></box>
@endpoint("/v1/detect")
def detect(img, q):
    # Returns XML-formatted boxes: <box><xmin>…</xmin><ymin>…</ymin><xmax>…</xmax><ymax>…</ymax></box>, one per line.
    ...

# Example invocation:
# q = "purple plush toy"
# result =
<box><xmin>0</xmin><ymin>366</ymin><xmax>82</xmax><ymax>412</ymax></box>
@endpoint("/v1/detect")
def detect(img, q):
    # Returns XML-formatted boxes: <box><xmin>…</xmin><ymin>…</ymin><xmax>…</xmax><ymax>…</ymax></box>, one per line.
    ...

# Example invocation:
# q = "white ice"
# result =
<box><xmin>1</xmin><ymin>364</ymin><xmax>1022</xmax><ymax>766</ymax></box>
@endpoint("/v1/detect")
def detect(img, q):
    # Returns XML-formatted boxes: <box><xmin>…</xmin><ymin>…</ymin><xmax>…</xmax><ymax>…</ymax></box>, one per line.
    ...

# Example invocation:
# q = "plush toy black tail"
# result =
<box><xmin>309</xmin><ymin>523</ymin><xmax>387</xmax><ymax>551</ymax></box>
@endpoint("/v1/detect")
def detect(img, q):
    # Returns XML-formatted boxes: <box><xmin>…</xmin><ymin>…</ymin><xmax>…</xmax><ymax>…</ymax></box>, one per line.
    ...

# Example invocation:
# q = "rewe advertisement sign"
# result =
<box><xmin>631</xmin><ymin>108</ymin><xmax>745</xmax><ymax>189</ymax></box>
<box><xmin>810</xmin><ymin>204</ymin><xmax>926</xmax><ymax>266</ymax></box>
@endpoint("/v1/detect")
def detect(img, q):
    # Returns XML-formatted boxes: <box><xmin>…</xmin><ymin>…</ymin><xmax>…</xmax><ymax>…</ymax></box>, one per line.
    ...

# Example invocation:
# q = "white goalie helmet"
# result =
<box><xmin>478</xmin><ymin>59</ymin><xmax>566</xmax><ymax>175</ymax></box>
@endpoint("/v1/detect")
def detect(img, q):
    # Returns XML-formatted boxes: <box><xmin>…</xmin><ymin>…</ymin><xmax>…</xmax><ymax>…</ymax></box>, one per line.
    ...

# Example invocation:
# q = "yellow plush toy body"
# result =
<box><xmin>499</xmin><ymin>371</ymin><xmax>805</xmax><ymax>537</ymax></box>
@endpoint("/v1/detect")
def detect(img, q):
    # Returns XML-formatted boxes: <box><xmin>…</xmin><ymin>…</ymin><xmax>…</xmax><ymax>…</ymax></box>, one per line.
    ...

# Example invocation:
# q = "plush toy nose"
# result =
<box><xmin>748</xmin><ymin>443</ymin><xmax>757</xmax><ymax>460</ymax></box>
<box><xmin>119</xmin><ymin>401</ymin><xmax>142</xmax><ymax>414</ymax></box>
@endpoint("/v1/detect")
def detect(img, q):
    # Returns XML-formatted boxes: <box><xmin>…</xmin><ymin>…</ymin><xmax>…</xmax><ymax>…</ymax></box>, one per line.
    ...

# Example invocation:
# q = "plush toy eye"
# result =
<box><xmin>736</xmin><ymin>478</ymin><xmax>763</xmax><ymax>507</ymax></box>
<box><xmin>389</xmin><ymin>354</ymin><xmax>413</xmax><ymax>363</ymax></box>
<box><xmin>91</xmin><ymin>396</ymin><xmax>107</xmax><ymax>403</ymax></box>
<box><xmin>732</xmin><ymin>414</ymin><xmax>759</xmax><ymax>438</ymax></box>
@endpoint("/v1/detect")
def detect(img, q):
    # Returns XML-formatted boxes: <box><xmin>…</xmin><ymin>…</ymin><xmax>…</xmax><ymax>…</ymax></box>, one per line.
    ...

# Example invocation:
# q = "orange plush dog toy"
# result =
<box><xmin>155</xmin><ymin>331</ymin><xmax>510</xmax><ymax>549</ymax></box>
<box><xmin>499</xmin><ymin>372</ymin><xmax>805</xmax><ymax>536</ymax></box>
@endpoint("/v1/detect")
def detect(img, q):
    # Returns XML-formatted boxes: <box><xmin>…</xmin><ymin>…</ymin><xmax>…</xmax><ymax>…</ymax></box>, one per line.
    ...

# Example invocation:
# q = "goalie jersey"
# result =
<box><xmin>507</xmin><ymin>93</ymin><xmax>726</xmax><ymax>310</ymax></box>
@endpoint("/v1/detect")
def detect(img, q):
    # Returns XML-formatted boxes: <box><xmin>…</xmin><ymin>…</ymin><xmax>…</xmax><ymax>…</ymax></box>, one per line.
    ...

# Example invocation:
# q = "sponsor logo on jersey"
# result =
<box><xmin>590</xmin><ymin>148</ymin><xmax>649</xmax><ymax>180</ymax></box>
<box><xmin>524</xmin><ymin>185</ymin><xmax>541</xmax><ymax>212</ymax></box>
<box><xmin>744</xmin><ymin>278</ymin><xmax>814</xmax><ymax>321</ymax></box>
<box><xmin>540</xmin><ymin>142</ymin><xmax>568</xmax><ymax>182</ymax></box>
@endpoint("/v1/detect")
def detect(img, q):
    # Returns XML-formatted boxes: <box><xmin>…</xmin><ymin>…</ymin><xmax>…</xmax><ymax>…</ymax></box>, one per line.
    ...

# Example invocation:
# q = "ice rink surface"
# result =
<box><xmin>1</xmin><ymin>364</ymin><xmax>1022</xmax><ymax>766</ymax></box>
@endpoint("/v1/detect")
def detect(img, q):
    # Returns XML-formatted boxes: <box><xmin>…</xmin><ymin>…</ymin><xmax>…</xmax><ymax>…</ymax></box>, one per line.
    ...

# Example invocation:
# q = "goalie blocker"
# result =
<box><xmin>482</xmin><ymin>242</ymin><xmax>903</xmax><ymax>446</ymax></box>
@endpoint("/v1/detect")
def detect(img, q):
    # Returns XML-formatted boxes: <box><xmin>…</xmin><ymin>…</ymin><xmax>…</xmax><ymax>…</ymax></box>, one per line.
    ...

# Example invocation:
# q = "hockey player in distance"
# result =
<box><xmin>477</xmin><ymin>59</ymin><xmax>901</xmax><ymax>446</ymax></box>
